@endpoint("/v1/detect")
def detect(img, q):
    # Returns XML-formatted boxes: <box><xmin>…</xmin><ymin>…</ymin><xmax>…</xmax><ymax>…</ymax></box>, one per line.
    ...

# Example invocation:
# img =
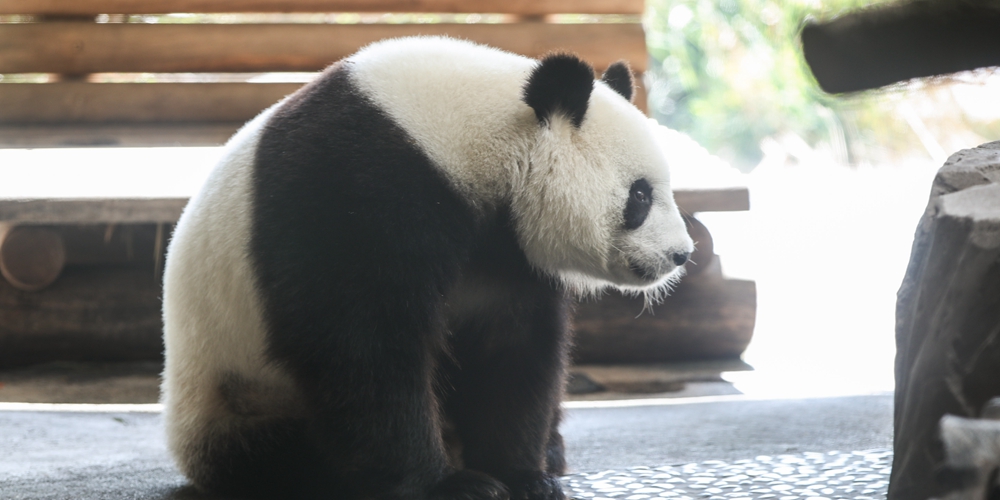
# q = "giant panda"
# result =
<box><xmin>162</xmin><ymin>36</ymin><xmax>694</xmax><ymax>500</ymax></box>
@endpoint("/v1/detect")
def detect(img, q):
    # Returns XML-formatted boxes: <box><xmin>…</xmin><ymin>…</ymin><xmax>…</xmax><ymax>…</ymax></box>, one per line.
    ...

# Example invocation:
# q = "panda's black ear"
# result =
<box><xmin>523</xmin><ymin>53</ymin><xmax>595</xmax><ymax>128</ymax></box>
<box><xmin>601</xmin><ymin>61</ymin><xmax>634</xmax><ymax>102</ymax></box>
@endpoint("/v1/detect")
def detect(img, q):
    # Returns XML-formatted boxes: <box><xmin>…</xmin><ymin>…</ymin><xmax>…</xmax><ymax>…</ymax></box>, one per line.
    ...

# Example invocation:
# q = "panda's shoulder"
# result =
<box><xmin>344</xmin><ymin>36</ymin><xmax>534</xmax><ymax>106</ymax></box>
<box><xmin>333</xmin><ymin>37</ymin><xmax>536</xmax><ymax>204</ymax></box>
<box><xmin>348</xmin><ymin>36</ymin><xmax>528</xmax><ymax>73</ymax></box>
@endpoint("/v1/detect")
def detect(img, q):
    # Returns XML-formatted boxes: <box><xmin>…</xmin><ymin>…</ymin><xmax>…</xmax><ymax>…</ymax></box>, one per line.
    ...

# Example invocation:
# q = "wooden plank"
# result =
<box><xmin>0</xmin><ymin>199</ymin><xmax>188</xmax><ymax>224</ymax></box>
<box><xmin>0</xmin><ymin>123</ymin><xmax>241</xmax><ymax>147</ymax></box>
<box><xmin>673</xmin><ymin>187</ymin><xmax>750</xmax><ymax>212</ymax></box>
<box><xmin>0</xmin><ymin>78</ymin><xmax>643</xmax><ymax>124</ymax></box>
<box><xmin>0</xmin><ymin>22</ymin><xmax>647</xmax><ymax>74</ymax></box>
<box><xmin>0</xmin><ymin>0</ymin><xmax>644</xmax><ymax>15</ymax></box>
<box><xmin>0</xmin><ymin>187</ymin><xmax>745</xmax><ymax>225</ymax></box>
<box><xmin>0</xmin><ymin>82</ymin><xmax>302</xmax><ymax>123</ymax></box>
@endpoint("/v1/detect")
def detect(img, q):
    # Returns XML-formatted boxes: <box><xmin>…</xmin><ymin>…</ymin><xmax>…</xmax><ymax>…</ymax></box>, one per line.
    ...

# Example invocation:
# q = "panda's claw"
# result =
<box><xmin>430</xmin><ymin>470</ymin><xmax>510</xmax><ymax>500</ymax></box>
<box><xmin>504</xmin><ymin>471</ymin><xmax>566</xmax><ymax>500</ymax></box>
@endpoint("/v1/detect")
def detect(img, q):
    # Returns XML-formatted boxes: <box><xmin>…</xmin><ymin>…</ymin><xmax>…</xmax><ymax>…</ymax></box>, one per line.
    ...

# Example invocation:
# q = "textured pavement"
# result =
<box><xmin>0</xmin><ymin>393</ymin><xmax>893</xmax><ymax>499</ymax></box>
<box><xmin>563</xmin><ymin>449</ymin><xmax>892</xmax><ymax>499</ymax></box>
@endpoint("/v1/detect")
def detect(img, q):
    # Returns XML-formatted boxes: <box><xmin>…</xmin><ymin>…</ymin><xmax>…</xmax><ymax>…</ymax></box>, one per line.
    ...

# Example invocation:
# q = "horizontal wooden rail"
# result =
<box><xmin>0</xmin><ymin>0</ymin><xmax>644</xmax><ymax>16</ymax></box>
<box><xmin>0</xmin><ymin>199</ymin><xmax>188</xmax><ymax>224</ymax></box>
<box><xmin>674</xmin><ymin>187</ymin><xmax>750</xmax><ymax>213</ymax></box>
<box><xmin>0</xmin><ymin>188</ymin><xmax>747</xmax><ymax>224</ymax></box>
<box><xmin>0</xmin><ymin>22</ymin><xmax>646</xmax><ymax>74</ymax></box>
<box><xmin>0</xmin><ymin>123</ymin><xmax>243</xmax><ymax>147</ymax></box>
<box><xmin>0</xmin><ymin>83</ymin><xmax>302</xmax><ymax>123</ymax></box>
<box><xmin>0</xmin><ymin>78</ymin><xmax>644</xmax><ymax>125</ymax></box>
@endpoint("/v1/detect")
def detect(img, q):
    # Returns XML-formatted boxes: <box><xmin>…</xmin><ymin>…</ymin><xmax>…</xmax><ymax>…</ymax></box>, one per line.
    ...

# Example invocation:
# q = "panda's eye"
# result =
<box><xmin>624</xmin><ymin>178</ymin><xmax>653</xmax><ymax>230</ymax></box>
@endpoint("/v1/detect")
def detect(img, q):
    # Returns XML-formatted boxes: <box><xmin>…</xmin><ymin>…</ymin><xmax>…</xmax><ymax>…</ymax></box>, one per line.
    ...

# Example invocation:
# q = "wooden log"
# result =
<box><xmin>0</xmin><ymin>266</ymin><xmax>163</xmax><ymax>369</ymax></box>
<box><xmin>802</xmin><ymin>1</ymin><xmax>1000</xmax><ymax>93</ymax></box>
<box><xmin>0</xmin><ymin>263</ymin><xmax>754</xmax><ymax>369</ymax></box>
<box><xmin>0</xmin><ymin>22</ymin><xmax>647</xmax><ymax>74</ymax></box>
<box><xmin>56</xmin><ymin>224</ymin><xmax>165</xmax><ymax>266</ymax></box>
<box><xmin>0</xmin><ymin>0</ymin><xmax>644</xmax><ymax>15</ymax></box>
<box><xmin>572</xmin><ymin>268</ymin><xmax>757</xmax><ymax>364</ymax></box>
<box><xmin>0</xmin><ymin>198</ymin><xmax>187</xmax><ymax>224</ymax></box>
<box><xmin>0</xmin><ymin>123</ymin><xmax>242</xmax><ymax>148</ymax></box>
<box><xmin>0</xmin><ymin>224</ymin><xmax>67</xmax><ymax>292</ymax></box>
<box><xmin>0</xmin><ymin>82</ymin><xmax>303</xmax><ymax>124</ymax></box>
<box><xmin>673</xmin><ymin>187</ymin><xmax>750</xmax><ymax>213</ymax></box>
<box><xmin>889</xmin><ymin>141</ymin><xmax>1000</xmax><ymax>500</ymax></box>
<box><xmin>0</xmin><ymin>189</ymin><xmax>744</xmax><ymax>225</ymax></box>
<box><xmin>0</xmin><ymin>78</ymin><xmax>646</xmax><ymax>125</ymax></box>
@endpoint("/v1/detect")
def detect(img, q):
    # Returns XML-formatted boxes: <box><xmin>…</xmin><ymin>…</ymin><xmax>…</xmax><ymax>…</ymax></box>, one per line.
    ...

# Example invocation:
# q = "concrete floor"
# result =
<box><xmin>0</xmin><ymin>393</ymin><xmax>893</xmax><ymax>499</ymax></box>
<box><xmin>0</xmin><ymin>361</ymin><xmax>894</xmax><ymax>499</ymax></box>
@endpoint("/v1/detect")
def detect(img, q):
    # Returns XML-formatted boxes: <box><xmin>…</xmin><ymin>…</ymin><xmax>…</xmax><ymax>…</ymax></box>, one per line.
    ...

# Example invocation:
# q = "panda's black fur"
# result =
<box><xmin>162</xmin><ymin>37</ymin><xmax>693</xmax><ymax>500</ymax></box>
<box><xmin>252</xmin><ymin>64</ymin><xmax>566</xmax><ymax>498</ymax></box>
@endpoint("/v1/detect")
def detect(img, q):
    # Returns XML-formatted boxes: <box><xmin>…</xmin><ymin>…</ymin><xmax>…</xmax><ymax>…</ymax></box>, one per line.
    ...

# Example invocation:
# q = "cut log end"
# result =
<box><xmin>0</xmin><ymin>225</ymin><xmax>67</xmax><ymax>292</ymax></box>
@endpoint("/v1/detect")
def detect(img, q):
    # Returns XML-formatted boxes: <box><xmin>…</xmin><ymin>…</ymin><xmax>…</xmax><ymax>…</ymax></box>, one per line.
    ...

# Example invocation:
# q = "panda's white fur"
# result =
<box><xmin>162</xmin><ymin>36</ymin><xmax>693</xmax><ymax>499</ymax></box>
<box><xmin>348</xmin><ymin>37</ymin><xmax>691</xmax><ymax>296</ymax></box>
<box><xmin>161</xmin><ymin>105</ymin><xmax>303</xmax><ymax>478</ymax></box>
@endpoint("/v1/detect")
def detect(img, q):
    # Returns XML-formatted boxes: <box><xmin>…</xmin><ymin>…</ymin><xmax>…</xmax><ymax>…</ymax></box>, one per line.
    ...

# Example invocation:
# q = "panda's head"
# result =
<box><xmin>512</xmin><ymin>54</ymin><xmax>695</xmax><ymax>299</ymax></box>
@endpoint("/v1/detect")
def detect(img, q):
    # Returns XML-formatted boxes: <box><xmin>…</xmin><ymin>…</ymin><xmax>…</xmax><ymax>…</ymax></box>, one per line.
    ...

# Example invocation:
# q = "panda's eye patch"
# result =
<box><xmin>624</xmin><ymin>178</ymin><xmax>653</xmax><ymax>230</ymax></box>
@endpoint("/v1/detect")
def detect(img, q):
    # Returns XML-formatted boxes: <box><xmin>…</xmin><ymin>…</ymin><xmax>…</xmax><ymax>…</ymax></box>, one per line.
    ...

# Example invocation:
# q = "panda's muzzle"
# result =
<box><xmin>629</xmin><ymin>250</ymin><xmax>690</xmax><ymax>281</ymax></box>
<box><xmin>628</xmin><ymin>260</ymin><xmax>660</xmax><ymax>281</ymax></box>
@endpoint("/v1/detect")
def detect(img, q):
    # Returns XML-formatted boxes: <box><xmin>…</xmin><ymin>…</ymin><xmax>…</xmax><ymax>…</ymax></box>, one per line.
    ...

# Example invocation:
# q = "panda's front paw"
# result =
<box><xmin>504</xmin><ymin>471</ymin><xmax>566</xmax><ymax>500</ymax></box>
<box><xmin>429</xmin><ymin>470</ymin><xmax>510</xmax><ymax>500</ymax></box>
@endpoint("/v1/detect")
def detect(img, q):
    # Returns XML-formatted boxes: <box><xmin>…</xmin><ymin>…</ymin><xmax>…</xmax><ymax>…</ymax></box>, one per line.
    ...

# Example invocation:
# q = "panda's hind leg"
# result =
<box><xmin>174</xmin><ymin>374</ymin><xmax>331</xmax><ymax>499</ymax></box>
<box><xmin>183</xmin><ymin>415</ymin><xmax>328</xmax><ymax>499</ymax></box>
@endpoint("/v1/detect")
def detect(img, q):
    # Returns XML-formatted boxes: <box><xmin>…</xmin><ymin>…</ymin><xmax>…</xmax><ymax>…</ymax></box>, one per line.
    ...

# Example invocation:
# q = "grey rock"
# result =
<box><xmin>890</xmin><ymin>141</ymin><xmax>1000</xmax><ymax>500</ymax></box>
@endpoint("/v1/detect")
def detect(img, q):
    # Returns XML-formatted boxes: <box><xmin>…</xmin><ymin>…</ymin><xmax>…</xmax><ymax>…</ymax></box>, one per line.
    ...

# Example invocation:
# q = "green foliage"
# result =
<box><xmin>645</xmin><ymin>0</ymin><xmax>885</xmax><ymax>170</ymax></box>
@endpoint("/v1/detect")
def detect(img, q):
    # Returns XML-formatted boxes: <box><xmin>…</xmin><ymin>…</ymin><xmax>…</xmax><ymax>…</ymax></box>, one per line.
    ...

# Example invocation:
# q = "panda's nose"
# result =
<box><xmin>671</xmin><ymin>251</ymin><xmax>690</xmax><ymax>266</ymax></box>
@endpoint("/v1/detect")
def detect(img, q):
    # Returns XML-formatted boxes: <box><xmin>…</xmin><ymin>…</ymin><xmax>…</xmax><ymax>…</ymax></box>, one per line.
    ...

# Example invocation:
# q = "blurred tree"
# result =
<box><xmin>644</xmin><ymin>0</ymin><xmax>886</xmax><ymax>170</ymax></box>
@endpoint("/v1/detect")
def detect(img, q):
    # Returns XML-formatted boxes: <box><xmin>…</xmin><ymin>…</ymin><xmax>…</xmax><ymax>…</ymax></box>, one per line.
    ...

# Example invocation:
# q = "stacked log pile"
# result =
<box><xmin>0</xmin><ymin>224</ymin><xmax>166</xmax><ymax>367</ymax></box>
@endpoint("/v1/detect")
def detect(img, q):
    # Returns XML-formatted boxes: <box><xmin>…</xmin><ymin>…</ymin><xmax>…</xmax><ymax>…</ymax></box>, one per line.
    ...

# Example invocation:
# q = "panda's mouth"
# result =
<box><xmin>628</xmin><ymin>260</ymin><xmax>661</xmax><ymax>282</ymax></box>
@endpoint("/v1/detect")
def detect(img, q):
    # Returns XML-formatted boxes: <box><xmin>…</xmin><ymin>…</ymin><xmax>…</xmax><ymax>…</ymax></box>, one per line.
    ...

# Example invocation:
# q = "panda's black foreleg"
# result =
<box><xmin>443</xmin><ymin>286</ymin><xmax>571</xmax><ymax>500</ymax></box>
<box><xmin>265</xmin><ymin>276</ymin><xmax>522</xmax><ymax>500</ymax></box>
<box><xmin>267</xmin><ymin>301</ymin><xmax>491</xmax><ymax>499</ymax></box>
<box><xmin>545</xmin><ymin>411</ymin><xmax>568</xmax><ymax>476</ymax></box>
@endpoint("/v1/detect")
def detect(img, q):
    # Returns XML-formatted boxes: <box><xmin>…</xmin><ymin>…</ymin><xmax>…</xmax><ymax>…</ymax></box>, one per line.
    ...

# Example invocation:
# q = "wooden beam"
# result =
<box><xmin>0</xmin><ymin>82</ymin><xmax>302</xmax><ymax>123</ymax></box>
<box><xmin>0</xmin><ymin>22</ymin><xmax>647</xmax><ymax>74</ymax></box>
<box><xmin>673</xmin><ymin>187</ymin><xmax>750</xmax><ymax>212</ymax></box>
<box><xmin>0</xmin><ymin>188</ymin><xmax>745</xmax><ymax>226</ymax></box>
<box><xmin>0</xmin><ymin>123</ymin><xmax>241</xmax><ymax>148</ymax></box>
<box><xmin>0</xmin><ymin>76</ymin><xmax>647</xmax><ymax>125</ymax></box>
<box><xmin>0</xmin><ymin>0</ymin><xmax>644</xmax><ymax>16</ymax></box>
<box><xmin>0</xmin><ymin>266</ymin><xmax>164</xmax><ymax>369</ymax></box>
<box><xmin>0</xmin><ymin>199</ymin><xmax>188</xmax><ymax>224</ymax></box>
